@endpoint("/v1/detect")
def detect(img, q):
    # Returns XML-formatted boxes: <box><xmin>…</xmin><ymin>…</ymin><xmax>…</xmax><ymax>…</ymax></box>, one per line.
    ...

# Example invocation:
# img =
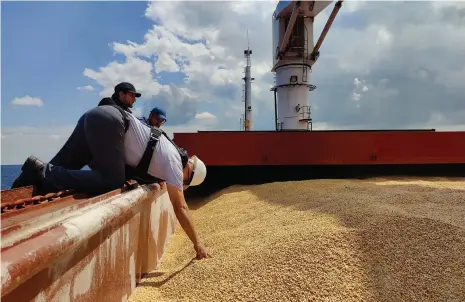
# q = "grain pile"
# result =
<box><xmin>129</xmin><ymin>177</ymin><xmax>465</xmax><ymax>302</ymax></box>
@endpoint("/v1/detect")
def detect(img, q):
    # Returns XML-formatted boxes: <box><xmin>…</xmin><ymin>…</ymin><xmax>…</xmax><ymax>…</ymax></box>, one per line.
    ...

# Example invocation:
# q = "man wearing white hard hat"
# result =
<box><xmin>12</xmin><ymin>81</ymin><xmax>210</xmax><ymax>260</ymax></box>
<box><xmin>123</xmin><ymin>112</ymin><xmax>211</xmax><ymax>260</ymax></box>
<box><xmin>183</xmin><ymin>155</ymin><xmax>207</xmax><ymax>190</ymax></box>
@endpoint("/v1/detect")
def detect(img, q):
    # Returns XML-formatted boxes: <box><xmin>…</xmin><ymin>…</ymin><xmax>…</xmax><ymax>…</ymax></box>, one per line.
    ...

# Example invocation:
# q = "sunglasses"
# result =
<box><xmin>183</xmin><ymin>158</ymin><xmax>196</xmax><ymax>190</ymax></box>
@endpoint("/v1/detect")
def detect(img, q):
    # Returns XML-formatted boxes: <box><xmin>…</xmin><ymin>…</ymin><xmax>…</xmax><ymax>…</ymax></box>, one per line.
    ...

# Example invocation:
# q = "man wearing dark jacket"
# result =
<box><xmin>98</xmin><ymin>97</ymin><xmax>116</xmax><ymax>107</ymax></box>
<box><xmin>12</xmin><ymin>82</ymin><xmax>140</xmax><ymax>195</ymax></box>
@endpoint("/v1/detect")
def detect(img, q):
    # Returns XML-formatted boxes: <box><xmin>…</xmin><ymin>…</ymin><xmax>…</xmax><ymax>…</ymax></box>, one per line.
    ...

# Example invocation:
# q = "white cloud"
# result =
<box><xmin>430</xmin><ymin>1</ymin><xmax>465</xmax><ymax>10</ymax></box>
<box><xmin>195</xmin><ymin>112</ymin><xmax>217</xmax><ymax>120</ymax></box>
<box><xmin>155</xmin><ymin>52</ymin><xmax>180</xmax><ymax>73</ymax></box>
<box><xmin>83</xmin><ymin>56</ymin><xmax>169</xmax><ymax>98</ymax></box>
<box><xmin>352</xmin><ymin>93</ymin><xmax>361</xmax><ymax>102</ymax></box>
<box><xmin>10</xmin><ymin>95</ymin><xmax>44</xmax><ymax>107</ymax></box>
<box><xmin>77</xmin><ymin>85</ymin><xmax>95</xmax><ymax>91</ymax></box>
<box><xmin>341</xmin><ymin>0</ymin><xmax>367</xmax><ymax>13</ymax></box>
<box><xmin>351</xmin><ymin>77</ymin><xmax>369</xmax><ymax>103</ymax></box>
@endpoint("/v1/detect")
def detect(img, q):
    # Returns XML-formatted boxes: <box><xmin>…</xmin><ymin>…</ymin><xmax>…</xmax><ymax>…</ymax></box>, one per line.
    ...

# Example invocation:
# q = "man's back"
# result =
<box><xmin>124</xmin><ymin>112</ymin><xmax>183</xmax><ymax>190</ymax></box>
<box><xmin>149</xmin><ymin>133</ymin><xmax>183</xmax><ymax>190</ymax></box>
<box><xmin>124</xmin><ymin>110</ymin><xmax>151</xmax><ymax>165</ymax></box>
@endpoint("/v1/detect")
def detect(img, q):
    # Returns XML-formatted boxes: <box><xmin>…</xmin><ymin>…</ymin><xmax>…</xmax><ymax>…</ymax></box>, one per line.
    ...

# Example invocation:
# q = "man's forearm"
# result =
<box><xmin>173</xmin><ymin>203</ymin><xmax>201</xmax><ymax>247</ymax></box>
<box><xmin>165</xmin><ymin>184</ymin><xmax>210</xmax><ymax>259</ymax></box>
<box><xmin>166</xmin><ymin>184</ymin><xmax>203</xmax><ymax>247</ymax></box>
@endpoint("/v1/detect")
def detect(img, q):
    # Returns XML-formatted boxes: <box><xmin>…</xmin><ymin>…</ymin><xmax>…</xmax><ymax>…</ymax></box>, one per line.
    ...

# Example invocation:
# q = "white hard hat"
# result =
<box><xmin>189</xmin><ymin>155</ymin><xmax>207</xmax><ymax>187</ymax></box>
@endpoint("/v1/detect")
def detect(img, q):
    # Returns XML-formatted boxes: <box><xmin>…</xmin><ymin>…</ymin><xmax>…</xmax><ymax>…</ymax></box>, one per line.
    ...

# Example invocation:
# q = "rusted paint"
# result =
<box><xmin>1</xmin><ymin>186</ymin><xmax>34</xmax><ymax>204</ymax></box>
<box><xmin>173</xmin><ymin>130</ymin><xmax>465</xmax><ymax>166</ymax></box>
<box><xmin>1</xmin><ymin>190</ymin><xmax>75</xmax><ymax>215</ymax></box>
<box><xmin>1</xmin><ymin>183</ymin><xmax>178</xmax><ymax>301</ymax></box>
<box><xmin>1</xmin><ymin>180</ymin><xmax>139</xmax><ymax>215</ymax></box>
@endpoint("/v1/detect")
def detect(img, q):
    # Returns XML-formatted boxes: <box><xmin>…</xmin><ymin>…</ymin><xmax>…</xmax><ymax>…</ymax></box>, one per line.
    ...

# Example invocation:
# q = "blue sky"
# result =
<box><xmin>1</xmin><ymin>1</ymin><xmax>154</xmax><ymax>127</ymax></box>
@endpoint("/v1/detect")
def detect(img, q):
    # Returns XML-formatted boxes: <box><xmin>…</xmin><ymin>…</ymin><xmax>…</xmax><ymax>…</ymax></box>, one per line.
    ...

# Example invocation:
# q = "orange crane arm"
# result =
<box><xmin>312</xmin><ymin>0</ymin><xmax>343</xmax><ymax>60</ymax></box>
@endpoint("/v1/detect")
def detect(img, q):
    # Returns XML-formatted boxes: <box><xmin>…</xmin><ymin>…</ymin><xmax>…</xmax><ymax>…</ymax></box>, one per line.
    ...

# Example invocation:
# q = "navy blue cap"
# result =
<box><xmin>150</xmin><ymin>107</ymin><xmax>166</xmax><ymax>120</ymax></box>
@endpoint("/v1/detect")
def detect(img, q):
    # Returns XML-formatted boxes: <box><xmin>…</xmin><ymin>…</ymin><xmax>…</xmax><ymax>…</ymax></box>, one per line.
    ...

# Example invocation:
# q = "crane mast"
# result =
<box><xmin>271</xmin><ymin>0</ymin><xmax>343</xmax><ymax>131</ymax></box>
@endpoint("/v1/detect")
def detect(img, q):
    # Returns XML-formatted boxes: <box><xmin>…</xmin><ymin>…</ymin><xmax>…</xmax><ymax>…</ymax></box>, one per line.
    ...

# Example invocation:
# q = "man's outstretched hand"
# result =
<box><xmin>194</xmin><ymin>243</ymin><xmax>212</xmax><ymax>260</ymax></box>
<box><xmin>165</xmin><ymin>183</ymin><xmax>212</xmax><ymax>261</ymax></box>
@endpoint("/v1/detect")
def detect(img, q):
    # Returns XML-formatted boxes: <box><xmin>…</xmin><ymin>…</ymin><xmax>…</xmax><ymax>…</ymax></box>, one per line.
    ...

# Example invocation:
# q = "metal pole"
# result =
<box><xmin>274</xmin><ymin>89</ymin><xmax>278</xmax><ymax>131</ymax></box>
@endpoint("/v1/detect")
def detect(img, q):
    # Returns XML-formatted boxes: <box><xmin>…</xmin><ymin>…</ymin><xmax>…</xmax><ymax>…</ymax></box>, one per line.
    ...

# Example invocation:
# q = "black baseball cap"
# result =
<box><xmin>115</xmin><ymin>82</ymin><xmax>141</xmax><ymax>97</ymax></box>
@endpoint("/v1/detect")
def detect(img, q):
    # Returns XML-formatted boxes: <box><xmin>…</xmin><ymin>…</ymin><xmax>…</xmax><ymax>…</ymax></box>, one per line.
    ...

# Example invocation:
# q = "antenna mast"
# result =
<box><xmin>242</xmin><ymin>29</ymin><xmax>254</xmax><ymax>131</ymax></box>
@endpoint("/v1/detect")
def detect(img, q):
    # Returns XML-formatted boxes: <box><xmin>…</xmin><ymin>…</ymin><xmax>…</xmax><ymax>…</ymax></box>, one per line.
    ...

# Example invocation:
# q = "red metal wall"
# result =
<box><xmin>173</xmin><ymin>131</ymin><xmax>465</xmax><ymax>166</ymax></box>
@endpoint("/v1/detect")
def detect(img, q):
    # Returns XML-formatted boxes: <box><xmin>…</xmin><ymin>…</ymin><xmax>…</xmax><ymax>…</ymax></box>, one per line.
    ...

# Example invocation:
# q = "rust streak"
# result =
<box><xmin>1</xmin><ymin>186</ymin><xmax>34</xmax><ymax>204</ymax></box>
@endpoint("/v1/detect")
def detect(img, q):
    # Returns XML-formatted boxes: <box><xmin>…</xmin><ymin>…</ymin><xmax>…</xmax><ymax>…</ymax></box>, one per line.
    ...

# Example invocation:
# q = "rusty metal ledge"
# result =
<box><xmin>1</xmin><ymin>182</ymin><xmax>178</xmax><ymax>301</ymax></box>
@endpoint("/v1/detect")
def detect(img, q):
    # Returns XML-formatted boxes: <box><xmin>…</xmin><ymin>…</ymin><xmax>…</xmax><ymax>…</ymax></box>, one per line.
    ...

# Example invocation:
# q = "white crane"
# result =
<box><xmin>271</xmin><ymin>0</ymin><xmax>343</xmax><ymax>131</ymax></box>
